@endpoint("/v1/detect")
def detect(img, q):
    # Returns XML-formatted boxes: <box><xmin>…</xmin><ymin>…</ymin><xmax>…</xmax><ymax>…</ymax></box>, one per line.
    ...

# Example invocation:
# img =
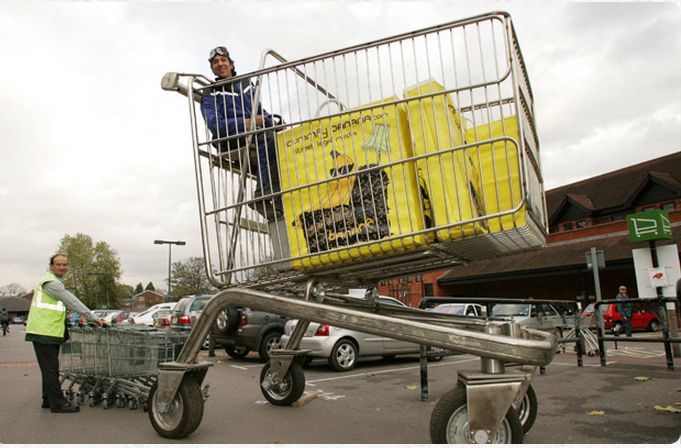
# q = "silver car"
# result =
<box><xmin>281</xmin><ymin>295</ymin><xmax>423</xmax><ymax>371</ymax></box>
<box><xmin>491</xmin><ymin>303</ymin><xmax>567</xmax><ymax>336</ymax></box>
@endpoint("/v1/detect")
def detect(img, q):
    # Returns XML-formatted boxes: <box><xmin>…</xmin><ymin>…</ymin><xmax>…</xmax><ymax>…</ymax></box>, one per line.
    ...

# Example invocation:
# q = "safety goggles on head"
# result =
<box><xmin>209</xmin><ymin>46</ymin><xmax>230</xmax><ymax>62</ymax></box>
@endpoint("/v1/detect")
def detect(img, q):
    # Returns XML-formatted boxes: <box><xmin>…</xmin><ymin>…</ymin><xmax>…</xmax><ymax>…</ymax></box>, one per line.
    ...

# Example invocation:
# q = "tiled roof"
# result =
<box><xmin>440</xmin><ymin>224</ymin><xmax>680</xmax><ymax>283</ymax></box>
<box><xmin>547</xmin><ymin>151</ymin><xmax>681</xmax><ymax>221</ymax></box>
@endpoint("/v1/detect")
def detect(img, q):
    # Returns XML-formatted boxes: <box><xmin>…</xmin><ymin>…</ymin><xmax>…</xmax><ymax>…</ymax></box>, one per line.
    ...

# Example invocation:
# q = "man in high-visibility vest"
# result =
<box><xmin>25</xmin><ymin>253</ymin><xmax>103</xmax><ymax>413</ymax></box>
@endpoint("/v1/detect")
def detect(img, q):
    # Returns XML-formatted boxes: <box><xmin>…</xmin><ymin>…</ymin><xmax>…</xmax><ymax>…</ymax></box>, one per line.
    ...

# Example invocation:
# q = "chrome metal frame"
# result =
<box><xmin>158</xmin><ymin>11</ymin><xmax>552</xmax><ymax>442</ymax></box>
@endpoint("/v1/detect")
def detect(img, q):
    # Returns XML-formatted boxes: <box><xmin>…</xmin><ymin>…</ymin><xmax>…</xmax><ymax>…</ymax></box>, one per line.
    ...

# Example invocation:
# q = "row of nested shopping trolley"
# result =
<box><xmin>59</xmin><ymin>326</ymin><xmax>190</xmax><ymax>411</ymax></box>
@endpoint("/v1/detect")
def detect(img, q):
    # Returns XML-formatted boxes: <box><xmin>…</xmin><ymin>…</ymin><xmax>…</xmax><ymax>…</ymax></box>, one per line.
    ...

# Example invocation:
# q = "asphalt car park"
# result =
<box><xmin>0</xmin><ymin>325</ymin><xmax>679</xmax><ymax>444</ymax></box>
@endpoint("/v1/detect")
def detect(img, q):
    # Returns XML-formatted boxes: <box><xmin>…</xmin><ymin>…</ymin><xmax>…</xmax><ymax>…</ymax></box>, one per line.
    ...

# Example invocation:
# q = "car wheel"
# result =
<box><xmin>329</xmin><ymin>339</ymin><xmax>358</xmax><ymax>372</ymax></box>
<box><xmin>213</xmin><ymin>307</ymin><xmax>239</xmax><ymax>335</ymax></box>
<box><xmin>225</xmin><ymin>346</ymin><xmax>250</xmax><ymax>359</ymax></box>
<box><xmin>648</xmin><ymin>320</ymin><xmax>660</xmax><ymax>332</ymax></box>
<box><xmin>258</xmin><ymin>332</ymin><xmax>282</xmax><ymax>362</ymax></box>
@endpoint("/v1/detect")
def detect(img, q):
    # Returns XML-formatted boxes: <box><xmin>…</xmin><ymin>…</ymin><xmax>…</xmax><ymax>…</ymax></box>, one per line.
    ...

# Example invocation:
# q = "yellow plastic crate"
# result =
<box><xmin>465</xmin><ymin>116</ymin><xmax>526</xmax><ymax>232</ymax></box>
<box><xmin>276</xmin><ymin>98</ymin><xmax>428</xmax><ymax>269</ymax></box>
<box><xmin>404</xmin><ymin>80</ymin><xmax>486</xmax><ymax>242</ymax></box>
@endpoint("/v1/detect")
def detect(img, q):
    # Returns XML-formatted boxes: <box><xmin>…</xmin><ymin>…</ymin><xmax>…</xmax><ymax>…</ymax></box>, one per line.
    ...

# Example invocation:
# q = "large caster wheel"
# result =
<box><xmin>328</xmin><ymin>339</ymin><xmax>358</xmax><ymax>372</ymax></box>
<box><xmin>148</xmin><ymin>375</ymin><xmax>204</xmax><ymax>439</ymax></box>
<box><xmin>260</xmin><ymin>360</ymin><xmax>305</xmax><ymax>406</ymax></box>
<box><xmin>430</xmin><ymin>386</ymin><xmax>523</xmax><ymax>444</ymax></box>
<box><xmin>515</xmin><ymin>385</ymin><xmax>537</xmax><ymax>434</ymax></box>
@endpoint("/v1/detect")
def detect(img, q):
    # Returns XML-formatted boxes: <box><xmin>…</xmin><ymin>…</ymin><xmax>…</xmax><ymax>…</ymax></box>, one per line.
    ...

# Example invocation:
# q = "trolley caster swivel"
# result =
<box><xmin>147</xmin><ymin>361</ymin><xmax>211</xmax><ymax>439</ymax></box>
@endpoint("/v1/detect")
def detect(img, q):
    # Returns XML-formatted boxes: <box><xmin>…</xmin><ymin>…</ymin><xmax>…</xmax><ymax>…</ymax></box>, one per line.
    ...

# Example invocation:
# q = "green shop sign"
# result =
<box><xmin>626</xmin><ymin>210</ymin><xmax>672</xmax><ymax>242</ymax></box>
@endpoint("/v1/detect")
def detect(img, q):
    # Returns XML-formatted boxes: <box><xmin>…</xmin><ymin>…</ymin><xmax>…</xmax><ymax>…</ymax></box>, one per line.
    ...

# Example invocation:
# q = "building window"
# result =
<box><xmin>662</xmin><ymin>202</ymin><xmax>675</xmax><ymax>211</ymax></box>
<box><xmin>612</xmin><ymin>213</ymin><xmax>625</xmax><ymax>221</ymax></box>
<box><xmin>562</xmin><ymin>222</ymin><xmax>573</xmax><ymax>231</ymax></box>
<box><xmin>576</xmin><ymin>219</ymin><xmax>588</xmax><ymax>228</ymax></box>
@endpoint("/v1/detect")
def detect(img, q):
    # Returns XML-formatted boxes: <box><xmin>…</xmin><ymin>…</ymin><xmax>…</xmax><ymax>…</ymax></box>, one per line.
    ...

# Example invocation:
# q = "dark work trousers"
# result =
<box><xmin>32</xmin><ymin>342</ymin><xmax>66</xmax><ymax>409</ymax></box>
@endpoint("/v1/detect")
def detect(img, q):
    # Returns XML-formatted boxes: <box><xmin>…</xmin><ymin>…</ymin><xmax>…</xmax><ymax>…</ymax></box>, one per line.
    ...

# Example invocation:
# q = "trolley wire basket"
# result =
<box><xmin>163</xmin><ymin>11</ymin><xmax>547</xmax><ymax>292</ymax></box>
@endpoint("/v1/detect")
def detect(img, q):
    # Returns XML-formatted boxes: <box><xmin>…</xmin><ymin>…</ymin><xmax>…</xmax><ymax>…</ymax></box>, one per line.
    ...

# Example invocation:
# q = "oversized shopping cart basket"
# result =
<box><xmin>154</xmin><ymin>11</ymin><xmax>554</xmax><ymax>443</ymax></box>
<box><xmin>60</xmin><ymin>326</ymin><xmax>189</xmax><ymax>410</ymax></box>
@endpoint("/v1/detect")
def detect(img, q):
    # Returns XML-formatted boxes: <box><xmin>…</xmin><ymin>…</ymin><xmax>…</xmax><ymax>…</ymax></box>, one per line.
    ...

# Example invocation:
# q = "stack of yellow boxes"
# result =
<box><xmin>276</xmin><ymin>98</ymin><xmax>429</xmax><ymax>270</ymax></box>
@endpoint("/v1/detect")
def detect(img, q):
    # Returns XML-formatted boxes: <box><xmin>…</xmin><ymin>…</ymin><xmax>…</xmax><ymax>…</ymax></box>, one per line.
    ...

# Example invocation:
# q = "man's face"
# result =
<box><xmin>211</xmin><ymin>55</ymin><xmax>234</xmax><ymax>79</ymax></box>
<box><xmin>51</xmin><ymin>256</ymin><xmax>69</xmax><ymax>277</ymax></box>
<box><xmin>619</xmin><ymin>288</ymin><xmax>627</xmax><ymax>294</ymax></box>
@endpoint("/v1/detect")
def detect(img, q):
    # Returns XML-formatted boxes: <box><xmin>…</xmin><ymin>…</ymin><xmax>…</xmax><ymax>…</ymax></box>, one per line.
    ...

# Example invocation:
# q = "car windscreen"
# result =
<box><xmin>190</xmin><ymin>297</ymin><xmax>210</xmax><ymax>312</ymax></box>
<box><xmin>491</xmin><ymin>304</ymin><xmax>530</xmax><ymax>317</ymax></box>
<box><xmin>432</xmin><ymin>304</ymin><xmax>466</xmax><ymax>315</ymax></box>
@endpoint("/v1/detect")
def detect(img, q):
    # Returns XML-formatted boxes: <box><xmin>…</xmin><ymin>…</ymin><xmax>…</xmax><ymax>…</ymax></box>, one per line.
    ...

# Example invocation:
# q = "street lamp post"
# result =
<box><xmin>154</xmin><ymin>240</ymin><xmax>186</xmax><ymax>301</ymax></box>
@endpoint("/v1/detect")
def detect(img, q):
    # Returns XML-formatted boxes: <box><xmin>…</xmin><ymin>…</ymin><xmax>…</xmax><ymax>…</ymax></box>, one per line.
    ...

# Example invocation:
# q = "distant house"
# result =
<box><xmin>0</xmin><ymin>295</ymin><xmax>31</xmax><ymax>319</ymax></box>
<box><xmin>129</xmin><ymin>290</ymin><xmax>166</xmax><ymax>311</ymax></box>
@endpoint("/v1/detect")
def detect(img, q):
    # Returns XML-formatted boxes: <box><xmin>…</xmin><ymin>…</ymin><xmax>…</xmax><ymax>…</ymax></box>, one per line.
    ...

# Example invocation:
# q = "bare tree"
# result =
<box><xmin>0</xmin><ymin>283</ymin><xmax>27</xmax><ymax>297</ymax></box>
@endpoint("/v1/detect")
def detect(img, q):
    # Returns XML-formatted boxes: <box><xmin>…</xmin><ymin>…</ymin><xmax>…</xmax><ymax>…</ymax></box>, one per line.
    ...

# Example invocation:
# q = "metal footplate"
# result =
<box><xmin>458</xmin><ymin>369</ymin><xmax>533</xmax><ymax>444</ymax></box>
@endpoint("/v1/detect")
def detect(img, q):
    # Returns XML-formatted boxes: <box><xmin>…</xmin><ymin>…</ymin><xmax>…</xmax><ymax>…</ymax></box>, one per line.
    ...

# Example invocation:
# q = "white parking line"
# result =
<box><xmin>306</xmin><ymin>356</ymin><xmax>477</xmax><ymax>384</ymax></box>
<box><xmin>231</xmin><ymin>364</ymin><xmax>248</xmax><ymax>370</ymax></box>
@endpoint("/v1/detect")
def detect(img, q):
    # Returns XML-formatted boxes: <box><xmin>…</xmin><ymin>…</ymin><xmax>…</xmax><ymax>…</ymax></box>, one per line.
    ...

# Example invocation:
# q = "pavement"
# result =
<box><xmin>0</xmin><ymin>324</ymin><xmax>680</xmax><ymax>445</ymax></box>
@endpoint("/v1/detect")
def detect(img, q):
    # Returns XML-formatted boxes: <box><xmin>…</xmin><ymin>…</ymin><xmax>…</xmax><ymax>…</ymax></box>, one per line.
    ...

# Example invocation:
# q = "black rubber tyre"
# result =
<box><xmin>430</xmin><ymin>385</ymin><xmax>523</xmax><ymax>444</ymax></box>
<box><xmin>260</xmin><ymin>360</ymin><xmax>305</xmax><ymax>406</ymax></box>
<box><xmin>258</xmin><ymin>332</ymin><xmax>282</xmax><ymax>362</ymax></box>
<box><xmin>148</xmin><ymin>375</ymin><xmax>204</xmax><ymax>439</ymax></box>
<box><xmin>328</xmin><ymin>339</ymin><xmax>358</xmax><ymax>372</ymax></box>
<box><xmin>648</xmin><ymin>320</ymin><xmax>660</xmax><ymax>332</ymax></box>
<box><xmin>516</xmin><ymin>384</ymin><xmax>538</xmax><ymax>434</ymax></box>
<box><xmin>225</xmin><ymin>346</ymin><xmax>250</xmax><ymax>359</ymax></box>
<box><xmin>213</xmin><ymin>307</ymin><xmax>239</xmax><ymax>335</ymax></box>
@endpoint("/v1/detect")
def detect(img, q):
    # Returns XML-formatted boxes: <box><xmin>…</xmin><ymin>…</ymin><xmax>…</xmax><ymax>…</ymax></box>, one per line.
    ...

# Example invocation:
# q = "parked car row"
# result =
<box><xmin>130</xmin><ymin>302</ymin><xmax>176</xmax><ymax>326</ymax></box>
<box><xmin>92</xmin><ymin>293</ymin><xmax>662</xmax><ymax>372</ymax></box>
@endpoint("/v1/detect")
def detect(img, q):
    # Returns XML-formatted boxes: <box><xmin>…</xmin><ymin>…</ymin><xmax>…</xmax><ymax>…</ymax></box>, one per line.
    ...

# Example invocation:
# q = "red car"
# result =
<box><xmin>583</xmin><ymin>303</ymin><xmax>660</xmax><ymax>333</ymax></box>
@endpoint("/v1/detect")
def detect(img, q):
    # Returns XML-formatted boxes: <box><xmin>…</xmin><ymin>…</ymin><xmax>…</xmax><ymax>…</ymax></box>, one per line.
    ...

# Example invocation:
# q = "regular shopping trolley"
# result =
<box><xmin>155</xmin><ymin>11</ymin><xmax>553</xmax><ymax>443</ymax></box>
<box><xmin>60</xmin><ymin>326</ymin><xmax>190</xmax><ymax>410</ymax></box>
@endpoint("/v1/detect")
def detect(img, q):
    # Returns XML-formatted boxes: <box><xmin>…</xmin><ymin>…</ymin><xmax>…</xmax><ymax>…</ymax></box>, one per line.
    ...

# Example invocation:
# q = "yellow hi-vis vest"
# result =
<box><xmin>26</xmin><ymin>272</ymin><xmax>67</xmax><ymax>338</ymax></box>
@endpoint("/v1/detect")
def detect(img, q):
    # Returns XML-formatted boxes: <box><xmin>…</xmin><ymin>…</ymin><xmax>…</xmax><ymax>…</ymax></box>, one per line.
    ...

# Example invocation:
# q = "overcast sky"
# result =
<box><xmin>1</xmin><ymin>1</ymin><xmax>680</xmax><ymax>294</ymax></box>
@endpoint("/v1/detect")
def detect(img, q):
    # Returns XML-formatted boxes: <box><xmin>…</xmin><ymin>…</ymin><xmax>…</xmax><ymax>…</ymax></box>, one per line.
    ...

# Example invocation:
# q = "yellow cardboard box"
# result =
<box><xmin>404</xmin><ymin>80</ymin><xmax>486</xmax><ymax>241</ymax></box>
<box><xmin>276</xmin><ymin>98</ymin><xmax>428</xmax><ymax>269</ymax></box>
<box><xmin>465</xmin><ymin>116</ymin><xmax>525</xmax><ymax>232</ymax></box>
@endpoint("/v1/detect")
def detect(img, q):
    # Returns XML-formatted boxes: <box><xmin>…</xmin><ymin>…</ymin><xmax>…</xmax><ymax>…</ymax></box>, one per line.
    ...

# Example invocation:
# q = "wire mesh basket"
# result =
<box><xmin>166</xmin><ymin>11</ymin><xmax>547</xmax><ymax>291</ymax></box>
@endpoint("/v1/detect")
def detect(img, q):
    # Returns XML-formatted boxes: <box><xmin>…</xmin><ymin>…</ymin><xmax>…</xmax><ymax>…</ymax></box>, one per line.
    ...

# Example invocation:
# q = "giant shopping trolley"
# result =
<box><xmin>155</xmin><ymin>12</ymin><xmax>553</xmax><ymax>443</ymax></box>
<box><xmin>60</xmin><ymin>326</ymin><xmax>189</xmax><ymax>410</ymax></box>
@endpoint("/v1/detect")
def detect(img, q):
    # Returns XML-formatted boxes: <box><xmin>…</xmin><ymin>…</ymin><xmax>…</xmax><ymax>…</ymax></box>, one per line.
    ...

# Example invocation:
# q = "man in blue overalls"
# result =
<box><xmin>201</xmin><ymin>46</ymin><xmax>282</xmax><ymax>220</ymax></box>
